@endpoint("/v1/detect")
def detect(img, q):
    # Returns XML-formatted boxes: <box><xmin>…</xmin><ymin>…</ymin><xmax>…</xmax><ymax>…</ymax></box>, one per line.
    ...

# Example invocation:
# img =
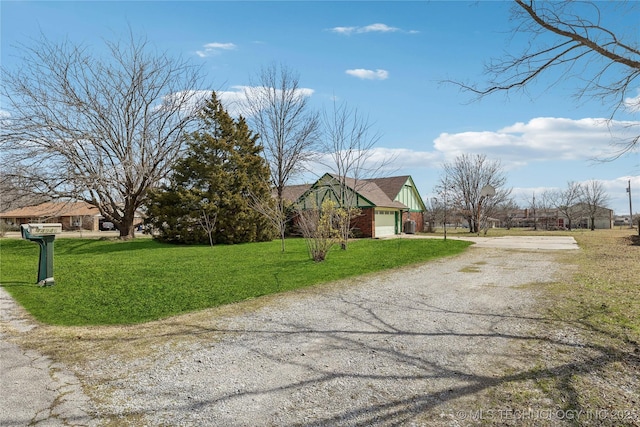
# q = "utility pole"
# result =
<box><xmin>627</xmin><ymin>180</ymin><xmax>633</xmax><ymax>229</ymax></box>
<box><xmin>532</xmin><ymin>192</ymin><xmax>537</xmax><ymax>231</ymax></box>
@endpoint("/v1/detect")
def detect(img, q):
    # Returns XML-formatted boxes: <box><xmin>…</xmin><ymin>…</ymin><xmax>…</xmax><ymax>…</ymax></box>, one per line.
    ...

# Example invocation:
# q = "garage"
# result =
<box><xmin>374</xmin><ymin>209</ymin><xmax>398</xmax><ymax>237</ymax></box>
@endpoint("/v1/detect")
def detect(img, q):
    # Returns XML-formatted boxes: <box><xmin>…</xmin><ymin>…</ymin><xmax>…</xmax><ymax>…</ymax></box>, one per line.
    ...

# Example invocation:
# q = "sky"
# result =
<box><xmin>1</xmin><ymin>1</ymin><xmax>639</xmax><ymax>215</ymax></box>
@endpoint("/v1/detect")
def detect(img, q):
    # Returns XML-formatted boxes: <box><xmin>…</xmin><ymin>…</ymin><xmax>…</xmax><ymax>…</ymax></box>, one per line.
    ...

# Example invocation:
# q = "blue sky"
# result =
<box><xmin>2</xmin><ymin>1</ymin><xmax>639</xmax><ymax>215</ymax></box>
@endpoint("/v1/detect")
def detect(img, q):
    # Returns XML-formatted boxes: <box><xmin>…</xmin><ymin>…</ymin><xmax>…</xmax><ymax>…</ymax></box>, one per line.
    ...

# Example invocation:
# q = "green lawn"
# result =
<box><xmin>0</xmin><ymin>237</ymin><xmax>470</xmax><ymax>326</ymax></box>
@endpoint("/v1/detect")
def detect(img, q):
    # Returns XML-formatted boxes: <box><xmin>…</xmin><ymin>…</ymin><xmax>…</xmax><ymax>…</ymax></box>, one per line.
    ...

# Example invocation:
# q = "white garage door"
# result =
<box><xmin>375</xmin><ymin>209</ymin><xmax>397</xmax><ymax>237</ymax></box>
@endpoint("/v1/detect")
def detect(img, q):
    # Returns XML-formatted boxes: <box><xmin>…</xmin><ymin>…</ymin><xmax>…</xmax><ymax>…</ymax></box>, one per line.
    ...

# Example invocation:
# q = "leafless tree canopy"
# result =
<box><xmin>451</xmin><ymin>1</ymin><xmax>640</xmax><ymax>155</ymax></box>
<box><xmin>580</xmin><ymin>179</ymin><xmax>610</xmax><ymax>230</ymax></box>
<box><xmin>319</xmin><ymin>100</ymin><xmax>386</xmax><ymax>181</ymax></box>
<box><xmin>441</xmin><ymin>153</ymin><xmax>511</xmax><ymax>234</ymax></box>
<box><xmin>243</xmin><ymin>63</ymin><xmax>321</xmax><ymax>250</ymax></box>
<box><xmin>0</xmin><ymin>172</ymin><xmax>50</xmax><ymax>213</ymax></box>
<box><xmin>318</xmin><ymin>100</ymin><xmax>393</xmax><ymax>249</ymax></box>
<box><xmin>547</xmin><ymin>181</ymin><xmax>585</xmax><ymax>230</ymax></box>
<box><xmin>1</xmin><ymin>32</ymin><xmax>204</xmax><ymax>238</ymax></box>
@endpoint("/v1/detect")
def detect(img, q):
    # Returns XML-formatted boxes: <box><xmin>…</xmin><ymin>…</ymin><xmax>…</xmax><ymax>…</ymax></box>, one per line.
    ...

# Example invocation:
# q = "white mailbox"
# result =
<box><xmin>26</xmin><ymin>223</ymin><xmax>63</xmax><ymax>236</ymax></box>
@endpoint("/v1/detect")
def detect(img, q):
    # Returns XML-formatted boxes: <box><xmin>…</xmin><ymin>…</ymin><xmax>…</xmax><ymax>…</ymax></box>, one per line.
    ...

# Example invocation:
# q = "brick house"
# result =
<box><xmin>0</xmin><ymin>201</ymin><xmax>102</xmax><ymax>231</ymax></box>
<box><xmin>0</xmin><ymin>201</ymin><xmax>146</xmax><ymax>232</ymax></box>
<box><xmin>288</xmin><ymin>173</ymin><xmax>426</xmax><ymax>238</ymax></box>
<box><xmin>506</xmin><ymin>204</ymin><xmax>613</xmax><ymax>230</ymax></box>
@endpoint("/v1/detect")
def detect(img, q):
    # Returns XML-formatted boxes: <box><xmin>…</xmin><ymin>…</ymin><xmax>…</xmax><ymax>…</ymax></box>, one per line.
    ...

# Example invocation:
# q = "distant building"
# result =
<box><xmin>505</xmin><ymin>204</ymin><xmax>613</xmax><ymax>230</ymax></box>
<box><xmin>0</xmin><ymin>201</ymin><xmax>145</xmax><ymax>232</ymax></box>
<box><xmin>0</xmin><ymin>201</ymin><xmax>101</xmax><ymax>231</ymax></box>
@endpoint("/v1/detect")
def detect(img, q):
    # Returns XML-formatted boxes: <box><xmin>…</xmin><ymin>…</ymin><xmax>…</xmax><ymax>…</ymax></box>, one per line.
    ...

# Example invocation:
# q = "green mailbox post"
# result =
<box><xmin>20</xmin><ymin>223</ymin><xmax>62</xmax><ymax>286</ymax></box>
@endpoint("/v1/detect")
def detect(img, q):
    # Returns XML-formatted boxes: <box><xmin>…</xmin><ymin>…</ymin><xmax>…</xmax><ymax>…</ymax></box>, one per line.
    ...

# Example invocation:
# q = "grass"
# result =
<box><xmin>3</xmin><ymin>227</ymin><xmax>639</xmax><ymax>425</ymax></box>
<box><xmin>0</xmin><ymin>236</ymin><xmax>471</xmax><ymax>326</ymax></box>
<box><xmin>478</xmin><ymin>228</ymin><xmax>640</xmax><ymax>425</ymax></box>
<box><xmin>534</xmin><ymin>229</ymin><xmax>640</xmax><ymax>423</ymax></box>
<box><xmin>550</xmin><ymin>229</ymin><xmax>640</xmax><ymax>342</ymax></box>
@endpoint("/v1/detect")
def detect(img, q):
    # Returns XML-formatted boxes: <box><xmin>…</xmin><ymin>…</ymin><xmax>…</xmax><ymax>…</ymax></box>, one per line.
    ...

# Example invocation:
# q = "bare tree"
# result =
<box><xmin>197</xmin><ymin>209</ymin><xmax>218</xmax><ymax>248</ymax></box>
<box><xmin>243</xmin><ymin>64</ymin><xmax>320</xmax><ymax>251</ymax></box>
<box><xmin>494</xmin><ymin>198</ymin><xmax>520</xmax><ymax>230</ymax></box>
<box><xmin>296</xmin><ymin>200</ymin><xmax>343</xmax><ymax>262</ymax></box>
<box><xmin>441</xmin><ymin>154</ymin><xmax>511</xmax><ymax>234</ymax></box>
<box><xmin>431</xmin><ymin>174</ymin><xmax>454</xmax><ymax>239</ymax></box>
<box><xmin>549</xmin><ymin>181</ymin><xmax>583</xmax><ymax>230</ymax></box>
<box><xmin>1</xmin><ymin>32</ymin><xmax>204</xmax><ymax>239</ymax></box>
<box><xmin>451</xmin><ymin>1</ymin><xmax>640</xmax><ymax>156</ymax></box>
<box><xmin>424</xmin><ymin>198</ymin><xmax>440</xmax><ymax>233</ymax></box>
<box><xmin>0</xmin><ymin>170</ymin><xmax>50</xmax><ymax>213</ymax></box>
<box><xmin>318</xmin><ymin>100</ymin><xmax>393</xmax><ymax>249</ymax></box>
<box><xmin>524</xmin><ymin>192</ymin><xmax>537</xmax><ymax>230</ymax></box>
<box><xmin>527</xmin><ymin>190</ymin><xmax>565</xmax><ymax>230</ymax></box>
<box><xmin>580</xmin><ymin>179</ymin><xmax>610</xmax><ymax>230</ymax></box>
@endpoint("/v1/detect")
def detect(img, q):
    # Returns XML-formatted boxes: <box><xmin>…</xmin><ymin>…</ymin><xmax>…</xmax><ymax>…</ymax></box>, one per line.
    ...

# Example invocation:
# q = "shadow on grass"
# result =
<box><xmin>55</xmin><ymin>238</ymin><xmax>163</xmax><ymax>255</ymax></box>
<box><xmin>0</xmin><ymin>281</ymin><xmax>37</xmax><ymax>287</ymax></box>
<box><xmin>627</xmin><ymin>235</ymin><xmax>640</xmax><ymax>246</ymax></box>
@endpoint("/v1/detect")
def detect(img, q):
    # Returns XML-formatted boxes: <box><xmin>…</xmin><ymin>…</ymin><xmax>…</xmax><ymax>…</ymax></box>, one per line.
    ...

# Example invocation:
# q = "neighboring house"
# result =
<box><xmin>572</xmin><ymin>202</ymin><xmax>614</xmax><ymax>229</ymax></box>
<box><xmin>0</xmin><ymin>201</ymin><xmax>146</xmax><ymax>232</ymax></box>
<box><xmin>506</xmin><ymin>204</ymin><xmax>613</xmax><ymax>230</ymax></box>
<box><xmin>290</xmin><ymin>173</ymin><xmax>426</xmax><ymax>238</ymax></box>
<box><xmin>0</xmin><ymin>201</ymin><xmax>102</xmax><ymax>231</ymax></box>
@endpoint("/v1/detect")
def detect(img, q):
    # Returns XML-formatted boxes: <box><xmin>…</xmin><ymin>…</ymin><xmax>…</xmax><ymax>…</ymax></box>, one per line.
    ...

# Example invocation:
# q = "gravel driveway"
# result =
<box><xmin>75</xmin><ymin>243</ymin><xmax>568</xmax><ymax>426</ymax></box>
<box><xmin>1</xmin><ymin>238</ymin><xmax>577</xmax><ymax>426</ymax></box>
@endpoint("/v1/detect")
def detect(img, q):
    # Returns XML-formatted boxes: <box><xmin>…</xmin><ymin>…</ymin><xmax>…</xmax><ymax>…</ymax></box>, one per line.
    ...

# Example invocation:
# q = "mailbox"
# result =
<box><xmin>20</xmin><ymin>223</ymin><xmax>62</xmax><ymax>286</ymax></box>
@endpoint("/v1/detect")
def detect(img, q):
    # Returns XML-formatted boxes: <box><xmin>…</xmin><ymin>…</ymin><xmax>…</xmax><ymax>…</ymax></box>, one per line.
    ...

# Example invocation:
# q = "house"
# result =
<box><xmin>572</xmin><ymin>203</ymin><xmax>613</xmax><ymax>229</ymax></box>
<box><xmin>290</xmin><ymin>173</ymin><xmax>426</xmax><ymax>238</ymax></box>
<box><xmin>0</xmin><ymin>201</ymin><xmax>102</xmax><ymax>231</ymax></box>
<box><xmin>505</xmin><ymin>203</ymin><xmax>613</xmax><ymax>230</ymax></box>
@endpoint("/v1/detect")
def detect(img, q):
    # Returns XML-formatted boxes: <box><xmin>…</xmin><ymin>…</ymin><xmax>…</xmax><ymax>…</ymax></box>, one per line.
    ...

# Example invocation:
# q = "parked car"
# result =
<box><xmin>101</xmin><ymin>221</ymin><xmax>115</xmax><ymax>231</ymax></box>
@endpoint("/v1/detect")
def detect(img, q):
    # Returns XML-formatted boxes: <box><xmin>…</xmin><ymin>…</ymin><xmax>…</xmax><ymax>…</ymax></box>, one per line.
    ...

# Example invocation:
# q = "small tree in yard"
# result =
<box><xmin>198</xmin><ymin>209</ymin><xmax>218</xmax><ymax>248</ymax></box>
<box><xmin>297</xmin><ymin>200</ymin><xmax>344</xmax><ymax>262</ymax></box>
<box><xmin>146</xmin><ymin>92</ymin><xmax>274</xmax><ymax>245</ymax></box>
<box><xmin>319</xmin><ymin>100</ymin><xmax>391</xmax><ymax>250</ymax></box>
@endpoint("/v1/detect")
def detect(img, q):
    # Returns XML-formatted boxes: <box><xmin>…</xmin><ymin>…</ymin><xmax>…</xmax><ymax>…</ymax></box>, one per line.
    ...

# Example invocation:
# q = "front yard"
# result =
<box><xmin>0</xmin><ymin>237</ymin><xmax>470</xmax><ymax>325</ymax></box>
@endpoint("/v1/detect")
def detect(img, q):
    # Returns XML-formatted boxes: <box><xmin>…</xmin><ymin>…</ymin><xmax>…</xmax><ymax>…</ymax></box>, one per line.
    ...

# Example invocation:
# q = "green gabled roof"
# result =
<box><xmin>292</xmin><ymin>173</ymin><xmax>409</xmax><ymax>210</ymax></box>
<box><xmin>368</xmin><ymin>175</ymin><xmax>426</xmax><ymax>212</ymax></box>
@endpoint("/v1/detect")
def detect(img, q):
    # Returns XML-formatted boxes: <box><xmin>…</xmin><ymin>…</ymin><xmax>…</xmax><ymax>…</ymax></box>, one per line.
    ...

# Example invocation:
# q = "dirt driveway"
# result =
<box><xmin>1</xmin><ymin>237</ymin><xmax>581</xmax><ymax>426</ymax></box>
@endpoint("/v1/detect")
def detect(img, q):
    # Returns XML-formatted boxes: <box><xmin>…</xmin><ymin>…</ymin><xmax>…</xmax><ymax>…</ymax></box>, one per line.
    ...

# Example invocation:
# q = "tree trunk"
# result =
<box><xmin>118</xmin><ymin>215</ymin><xmax>136</xmax><ymax>240</ymax></box>
<box><xmin>118</xmin><ymin>202</ymin><xmax>137</xmax><ymax>240</ymax></box>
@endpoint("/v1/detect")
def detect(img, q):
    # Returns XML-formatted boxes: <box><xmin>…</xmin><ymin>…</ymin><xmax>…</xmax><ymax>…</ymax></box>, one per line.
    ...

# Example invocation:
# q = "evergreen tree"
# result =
<box><xmin>146</xmin><ymin>92</ymin><xmax>275</xmax><ymax>244</ymax></box>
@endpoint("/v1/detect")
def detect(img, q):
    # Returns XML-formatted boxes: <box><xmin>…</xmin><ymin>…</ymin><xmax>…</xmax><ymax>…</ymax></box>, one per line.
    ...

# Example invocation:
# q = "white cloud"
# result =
<box><xmin>329</xmin><ymin>23</ymin><xmax>417</xmax><ymax>35</ymax></box>
<box><xmin>367</xmin><ymin>147</ymin><xmax>441</xmax><ymax>169</ymax></box>
<box><xmin>433</xmin><ymin>117</ymin><xmax>639</xmax><ymax>165</ymax></box>
<box><xmin>297</xmin><ymin>147</ymin><xmax>441</xmax><ymax>184</ymax></box>
<box><xmin>623</xmin><ymin>90</ymin><xmax>640</xmax><ymax>113</ymax></box>
<box><xmin>195</xmin><ymin>42</ymin><xmax>237</xmax><ymax>58</ymax></box>
<box><xmin>331</xmin><ymin>26</ymin><xmax>357</xmax><ymax>35</ymax></box>
<box><xmin>360</xmin><ymin>23</ymin><xmax>398</xmax><ymax>33</ymax></box>
<box><xmin>345</xmin><ymin>69</ymin><xmax>389</xmax><ymax>80</ymax></box>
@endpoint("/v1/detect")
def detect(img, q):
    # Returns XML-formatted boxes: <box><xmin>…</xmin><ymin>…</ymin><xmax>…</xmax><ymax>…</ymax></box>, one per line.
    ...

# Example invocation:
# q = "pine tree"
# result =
<box><xmin>146</xmin><ymin>92</ymin><xmax>275</xmax><ymax>244</ymax></box>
